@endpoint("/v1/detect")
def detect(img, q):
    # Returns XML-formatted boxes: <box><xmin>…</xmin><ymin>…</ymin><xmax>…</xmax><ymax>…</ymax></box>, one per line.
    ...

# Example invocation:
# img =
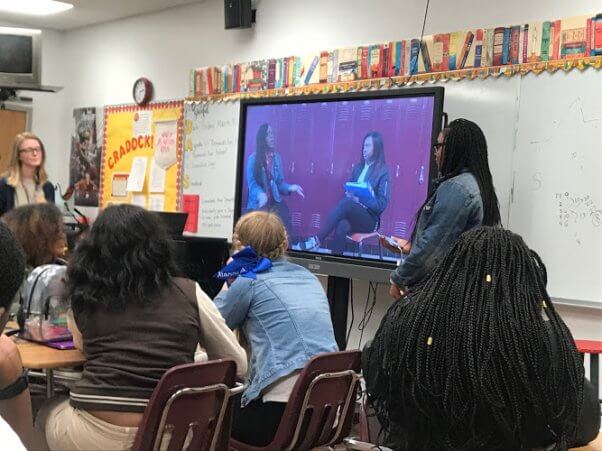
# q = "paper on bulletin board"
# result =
<box><xmin>100</xmin><ymin>101</ymin><xmax>184</xmax><ymax>210</ymax></box>
<box><xmin>149</xmin><ymin>159</ymin><xmax>166</xmax><ymax>193</ymax></box>
<box><xmin>111</xmin><ymin>173</ymin><xmax>129</xmax><ymax>197</ymax></box>
<box><xmin>131</xmin><ymin>194</ymin><xmax>147</xmax><ymax>209</ymax></box>
<box><xmin>149</xmin><ymin>194</ymin><xmax>165</xmax><ymax>211</ymax></box>
<box><xmin>154</xmin><ymin>120</ymin><xmax>178</xmax><ymax>169</ymax></box>
<box><xmin>133</xmin><ymin>110</ymin><xmax>153</xmax><ymax>136</ymax></box>
<box><xmin>126</xmin><ymin>156</ymin><xmax>148</xmax><ymax>192</ymax></box>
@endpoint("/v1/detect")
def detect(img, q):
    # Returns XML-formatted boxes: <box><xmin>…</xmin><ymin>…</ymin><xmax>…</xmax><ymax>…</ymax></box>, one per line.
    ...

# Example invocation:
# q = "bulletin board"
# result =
<box><xmin>100</xmin><ymin>101</ymin><xmax>184</xmax><ymax>211</ymax></box>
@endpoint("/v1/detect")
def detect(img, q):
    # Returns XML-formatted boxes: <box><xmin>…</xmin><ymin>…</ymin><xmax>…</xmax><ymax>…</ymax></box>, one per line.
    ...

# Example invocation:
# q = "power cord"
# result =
<box><xmin>357</xmin><ymin>282</ymin><xmax>378</xmax><ymax>349</ymax></box>
<box><xmin>346</xmin><ymin>279</ymin><xmax>355</xmax><ymax>345</ymax></box>
<box><xmin>419</xmin><ymin>0</ymin><xmax>431</xmax><ymax>45</ymax></box>
<box><xmin>410</xmin><ymin>0</ymin><xmax>432</xmax><ymax>74</ymax></box>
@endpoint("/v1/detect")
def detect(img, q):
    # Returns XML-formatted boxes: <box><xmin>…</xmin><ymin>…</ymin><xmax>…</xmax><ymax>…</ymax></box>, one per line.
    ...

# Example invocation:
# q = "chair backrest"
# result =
<box><xmin>132</xmin><ymin>359</ymin><xmax>236</xmax><ymax>451</ymax></box>
<box><xmin>270</xmin><ymin>350</ymin><xmax>362</xmax><ymax>450</ymax></box>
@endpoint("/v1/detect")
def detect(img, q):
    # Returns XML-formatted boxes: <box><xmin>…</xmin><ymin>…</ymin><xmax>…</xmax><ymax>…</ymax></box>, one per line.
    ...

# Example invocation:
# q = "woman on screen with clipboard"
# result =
<box><xmin>384</xmin><ymin>119</ymin><xmax>501</xmax><ymax>299</ymax></box>
<box><xmin>296</xmin><ymin>131</ymin><xmax>391</xmax><ymax>254</ymax></box>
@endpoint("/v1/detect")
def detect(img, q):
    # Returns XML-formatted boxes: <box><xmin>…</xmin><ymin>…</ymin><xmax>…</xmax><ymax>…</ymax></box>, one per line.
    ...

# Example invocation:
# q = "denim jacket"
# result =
<box><xmin>391</xmin><ymin>171</ymin><xmax>483</xmax><ymax>288</ymax></box>
<box><xmin>245</xmin><ymin>152</ymin><xmax>291</xmax><ymax>209</ymax></box>
<box><xmin>214</xmin><ymin>259</ymin><xmax>338</xmax><ymax>406</ymax></box>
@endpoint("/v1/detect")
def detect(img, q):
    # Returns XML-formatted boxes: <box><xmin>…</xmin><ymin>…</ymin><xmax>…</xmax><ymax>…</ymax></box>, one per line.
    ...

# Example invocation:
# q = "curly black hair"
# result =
<box><xmin>2</xmin><ymin>203</ymin><xmax>65</xmax><ymax>267</ymax></box>
<box><xmin>67</xmin><ymin>204</ymin><xmax>178</xmax><ymax>313</ymax></box>
<box><xmin>0</xmin><ymin>222</ymin><xmax>25</xmax><ymax>310</ymax></box>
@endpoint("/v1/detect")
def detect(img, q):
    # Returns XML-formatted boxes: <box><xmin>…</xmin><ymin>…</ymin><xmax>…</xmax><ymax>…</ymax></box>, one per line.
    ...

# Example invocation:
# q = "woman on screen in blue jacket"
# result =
<box><xmin>297</xmin><ymin>131</ymin><xmax>391</xmax><ymax>254</ymax></box>
<box><xmin>383</xmin><ymin>118</ymin><xmax>501</xmax><ymax>299</ymax></box>
<box><xmin>245</xmin><ymin>124</ymin><xmax>304</xmax><ymax>237</ymax></box>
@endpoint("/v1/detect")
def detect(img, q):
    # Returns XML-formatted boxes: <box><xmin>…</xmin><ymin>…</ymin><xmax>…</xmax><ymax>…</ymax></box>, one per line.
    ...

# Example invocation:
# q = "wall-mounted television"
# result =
<box><xmin>0</xmin><ymin>27</ymin><xmax>42</xmax><ymax>89</ymax></box>
<box><xmin>235</xmin><ymin>87</ymin><xmax>444</xmax><ymax>282</ymax></box>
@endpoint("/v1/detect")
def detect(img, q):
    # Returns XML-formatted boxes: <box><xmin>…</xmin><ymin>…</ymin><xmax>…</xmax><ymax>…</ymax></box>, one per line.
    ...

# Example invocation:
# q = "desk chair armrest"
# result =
<box><xmin>230</xmin><ymin>382</ymin><xmax>245</xmax><ymax>397</ymax></box>
<box><xmin>343</xmin><ymin>437</ymin><xmax>392</xmax><ymax>450</ymax></box>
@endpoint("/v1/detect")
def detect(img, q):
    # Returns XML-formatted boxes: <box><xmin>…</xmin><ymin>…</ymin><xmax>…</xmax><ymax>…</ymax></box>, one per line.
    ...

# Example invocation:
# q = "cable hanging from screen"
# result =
<box><xmin>346</xmin><ymin>279</ymin><xmax>355</xmax><ymax>345</ymax></box>
<box><xmin>357</xmin><ymin>282</ymin><xmax>378</xmax><ymax>349</ymax></box>
<box><xmin>419</xmin><ymin>0</ymin><xmax>431</xmax><ymax>43</ymax></box>
<box><xmin>412</xmin><ymin>0</ymin><xmax>432</xmax><ymax>75</ymax></box>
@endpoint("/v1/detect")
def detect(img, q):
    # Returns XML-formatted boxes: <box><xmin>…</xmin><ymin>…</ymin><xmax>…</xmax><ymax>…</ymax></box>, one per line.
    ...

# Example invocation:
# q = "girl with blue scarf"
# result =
<box><xmin>214</xmin><ymin>211</ymin><xmax>338</xmax><ymax>446</ymax></box>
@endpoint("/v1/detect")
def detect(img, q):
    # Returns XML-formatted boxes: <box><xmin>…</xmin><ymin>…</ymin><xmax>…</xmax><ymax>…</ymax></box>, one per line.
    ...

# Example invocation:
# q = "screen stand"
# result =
<box><xmin>327</xmin><ymin>276</ymin><xmax>350</xmax><ymax>351</ymax></box>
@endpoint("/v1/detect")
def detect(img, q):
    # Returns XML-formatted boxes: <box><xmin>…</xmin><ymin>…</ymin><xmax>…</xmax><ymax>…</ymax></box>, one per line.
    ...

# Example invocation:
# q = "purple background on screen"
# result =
<box><xmin>240</xmin><ymin>96</ymin><xmax>435</xmax><ymax>257</ymax></box>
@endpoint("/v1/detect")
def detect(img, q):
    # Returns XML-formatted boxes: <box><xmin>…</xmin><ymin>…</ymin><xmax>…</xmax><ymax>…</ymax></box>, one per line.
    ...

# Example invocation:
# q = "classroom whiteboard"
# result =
<box><xmin>509</xmin><ymin>70</ymin><xmax>602</xmax><ymax>306</ymax></box>
<box><xmin>442</xmin><ymin>71</ymin><xmax>602</xmax><ymax>306</ymax></box>
<box><xmin>442</xmin><ymin>77</ymin><xmax>521</xmax><ymax>227</ymax></box>
<box><xmin>181</xmin><ymin>101</ymin><xmax>240</xmax><ymax>239</ymax></box>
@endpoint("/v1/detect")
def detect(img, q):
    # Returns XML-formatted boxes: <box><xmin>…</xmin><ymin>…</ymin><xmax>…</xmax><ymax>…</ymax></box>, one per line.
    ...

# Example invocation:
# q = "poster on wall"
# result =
<box><xmin>100</xmin><ymin>101</ymin><xmax>184</xmax><ymax>211</ymax></box>
<box><xmin>69</xmin><ymin>107</ymin><xmax>101</xmax><ymax>207</ymax></box>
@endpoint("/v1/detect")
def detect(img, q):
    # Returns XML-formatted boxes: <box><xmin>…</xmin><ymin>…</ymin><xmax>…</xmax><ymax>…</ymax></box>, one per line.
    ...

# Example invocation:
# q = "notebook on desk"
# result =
<box><xmin>44</xmin><ymin>340</ymin><xmax>75</xmax><ymax>350</ymax></box>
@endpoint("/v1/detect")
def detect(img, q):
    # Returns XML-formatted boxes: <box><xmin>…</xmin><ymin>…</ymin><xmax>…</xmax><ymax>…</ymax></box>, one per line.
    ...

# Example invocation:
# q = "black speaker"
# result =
<box><xmin>224</xmin><ymin>0</ymin><xmax>253</xmax><ymax>29</ymax></box>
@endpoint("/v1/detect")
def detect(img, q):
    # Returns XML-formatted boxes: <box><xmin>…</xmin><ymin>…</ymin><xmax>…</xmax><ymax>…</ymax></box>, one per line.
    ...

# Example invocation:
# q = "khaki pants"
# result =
<box><xmin>38</xmin><ymin>397</ymin><xmax>138</xmax><ymax>451</ymax></box>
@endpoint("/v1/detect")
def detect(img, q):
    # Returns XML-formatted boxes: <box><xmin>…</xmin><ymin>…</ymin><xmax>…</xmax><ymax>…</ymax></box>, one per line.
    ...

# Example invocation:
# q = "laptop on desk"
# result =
<box><xmin>157</xmin><ymin>212</ymin><xmax>189</xmax><ymax>237</ymax></box>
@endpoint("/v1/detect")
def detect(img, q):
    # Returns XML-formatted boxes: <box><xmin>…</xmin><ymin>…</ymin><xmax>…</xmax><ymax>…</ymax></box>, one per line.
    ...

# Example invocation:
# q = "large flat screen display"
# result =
<box><xmin>235</xmin><ymin>87</ymin><xmax>444</xmax><ymax>276</ymax></box>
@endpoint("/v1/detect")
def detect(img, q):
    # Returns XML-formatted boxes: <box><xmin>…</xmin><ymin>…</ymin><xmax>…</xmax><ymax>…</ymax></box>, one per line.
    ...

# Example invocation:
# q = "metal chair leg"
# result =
<box><xmin>591</xmin><ymin>354</ymin><xmax>599</xmax><ymax>401</ymax></box>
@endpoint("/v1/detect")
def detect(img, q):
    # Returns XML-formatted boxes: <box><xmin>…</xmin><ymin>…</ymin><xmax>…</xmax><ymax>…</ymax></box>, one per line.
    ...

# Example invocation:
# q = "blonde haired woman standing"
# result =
<box><xmin>0</xmin><ymin>133</ymin><xmax>54</xmax><ymax>216</ymax></box>
<box><xmin>215</xmin><ymin>211</ymin><xmax>338</xmax><ymax>446</ymax></box>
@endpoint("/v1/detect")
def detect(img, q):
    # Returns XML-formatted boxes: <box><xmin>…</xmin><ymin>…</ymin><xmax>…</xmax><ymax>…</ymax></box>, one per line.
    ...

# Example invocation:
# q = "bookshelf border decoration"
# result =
<box><xmin>188</xmin><ymin>12</ymin><xmax>602</xmax><ymax>101</ymax></box>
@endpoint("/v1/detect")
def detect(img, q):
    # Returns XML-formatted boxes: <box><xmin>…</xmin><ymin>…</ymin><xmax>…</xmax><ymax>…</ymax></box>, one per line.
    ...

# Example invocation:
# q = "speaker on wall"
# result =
<box><xmin>224</xmin><ymin>0</ymin><xmax>254</xmax><ymax>29</ymax></box>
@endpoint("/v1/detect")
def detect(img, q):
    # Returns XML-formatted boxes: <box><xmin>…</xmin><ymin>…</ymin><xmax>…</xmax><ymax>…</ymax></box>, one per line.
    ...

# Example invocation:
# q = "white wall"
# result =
<box><xmin>38</xmin><ymin>0</ymin><xmax>600</xmax><ymax>344</ymax></box>
<box><xmin>31</xmin><ymin>30</ymin><xmax>69</xmax><ymax>191</ymax></box>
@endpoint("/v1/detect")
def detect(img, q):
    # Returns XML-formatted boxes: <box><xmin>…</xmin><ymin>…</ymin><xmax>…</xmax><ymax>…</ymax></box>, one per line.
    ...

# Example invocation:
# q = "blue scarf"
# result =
<box><xmin>214</xmin><ymin>246</ymin><xmax>272</xmax><ymax>283</ymax></box>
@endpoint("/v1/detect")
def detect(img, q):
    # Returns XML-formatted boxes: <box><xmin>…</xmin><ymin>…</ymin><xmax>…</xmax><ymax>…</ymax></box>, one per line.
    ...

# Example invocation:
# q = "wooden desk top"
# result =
<box><xmin>16</xmin><ymin>340</ymin><xmax>86</xmax><ymax>370</ymax></box>
<box><xmin>5</xmin><ymin>321</ymin><xmax>86</xmax><ymax>370</ymax></box>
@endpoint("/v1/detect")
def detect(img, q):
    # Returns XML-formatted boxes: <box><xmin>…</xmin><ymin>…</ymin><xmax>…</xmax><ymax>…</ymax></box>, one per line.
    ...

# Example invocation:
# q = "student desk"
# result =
<box><xmin>15</xmin><ymin>340</ymin><xmax>86</xmax><ymax>397</ymax></box>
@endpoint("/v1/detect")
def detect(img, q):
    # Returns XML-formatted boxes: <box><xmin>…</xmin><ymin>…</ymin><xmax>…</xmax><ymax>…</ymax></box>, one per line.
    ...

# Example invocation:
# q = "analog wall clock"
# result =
<box><xmin>133</xmin><ymin>77</ymin><xmax>153</xmax><ymax>105</ymax></box>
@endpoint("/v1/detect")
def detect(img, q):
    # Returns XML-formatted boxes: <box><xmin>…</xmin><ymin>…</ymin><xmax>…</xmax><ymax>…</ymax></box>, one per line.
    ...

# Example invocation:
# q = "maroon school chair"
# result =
<box><xmin>229</xmin><ymin>350</ymin><xmax>361</xmax><ymax>451</ymax></box>
<box><xmin>575</xmin><ymin>339</ymin><xmax>602</xmax><ymax>401</ymax></box>
<box><xmin>132</xmin><ymin>359</ymin><xmax>243</xmax><ymax>451</ymax></box>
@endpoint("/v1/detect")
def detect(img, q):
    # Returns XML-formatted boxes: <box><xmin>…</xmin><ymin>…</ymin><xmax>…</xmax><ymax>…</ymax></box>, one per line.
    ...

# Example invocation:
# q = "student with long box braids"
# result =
<box><xmin>364</xmin><ymin>227</ymin><xmax>600</xmax><ymax>451</ymax></box>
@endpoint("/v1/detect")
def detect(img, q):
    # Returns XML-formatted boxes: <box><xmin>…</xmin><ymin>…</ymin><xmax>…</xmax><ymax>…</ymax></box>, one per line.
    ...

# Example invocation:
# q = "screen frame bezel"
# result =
<box><xmin>0</xmin><ymin>27</ymin><xmax>42</xmax><ymax>88</ymax></box>
<box><xmin>234</xmin><ymin>86</ymin><xmax>445</xmax><ymax>276</ymax></box>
